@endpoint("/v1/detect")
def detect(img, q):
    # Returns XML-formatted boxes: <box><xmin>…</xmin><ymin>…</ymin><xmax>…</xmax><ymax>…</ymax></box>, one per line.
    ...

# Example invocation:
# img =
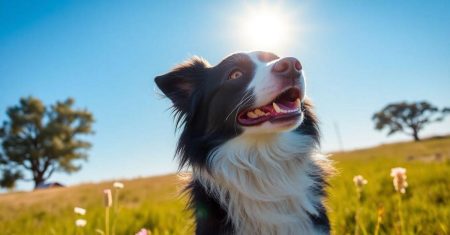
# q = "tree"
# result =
<box><xmin>372</xmin><ymin>101</ymin><xmax>450</xmax><ymax>141</ymax></box>
<box><xmin>0</xmin><ymin>97</ymin><xmax>94</xmax><ymax>189</ymax></box>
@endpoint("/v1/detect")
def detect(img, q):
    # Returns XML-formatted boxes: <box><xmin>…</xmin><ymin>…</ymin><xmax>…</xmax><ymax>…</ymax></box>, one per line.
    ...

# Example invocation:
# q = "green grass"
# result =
<box><xmin>329</xmin><ymin>136</ymin><xmax>450</xmax><ymax>235</ymax></box>
<box><xmin>0</xmin><ymin>176</ymin><xmax>193</xmax><ymax>235</ymax></box>
<box><xmin>1</xmin><ymin>137</ymin><xmax>449</xmax><ymax>235</ymax></box>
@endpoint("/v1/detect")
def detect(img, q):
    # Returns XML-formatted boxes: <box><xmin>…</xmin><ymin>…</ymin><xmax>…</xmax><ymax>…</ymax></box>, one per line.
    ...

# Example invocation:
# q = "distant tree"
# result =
<box><xmin>0</xmin><ymin>168</ymin><xmax>22</xmax><ymax>190</ymax></box>
<box><xmin>372</xmin><ymin>101</ymin><xmax>450</xmax><ymax>141</ymax></box>
<box><xmin>0</xmin><ymin>97</ymin><xmax>94</xmax><ymax>189</ymax></box>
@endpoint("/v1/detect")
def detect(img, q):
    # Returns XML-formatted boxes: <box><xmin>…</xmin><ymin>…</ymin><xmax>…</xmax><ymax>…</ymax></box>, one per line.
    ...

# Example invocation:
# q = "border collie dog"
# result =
<box><xmin>155</xmin><ymin>51</ymin><xmax>332</xmax><ymax>235</ymax></box>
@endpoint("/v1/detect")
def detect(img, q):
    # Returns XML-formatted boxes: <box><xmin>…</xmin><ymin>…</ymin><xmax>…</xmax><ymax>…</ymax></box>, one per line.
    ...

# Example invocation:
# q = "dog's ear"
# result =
<box><xmin>155</xmin><ymin>56</ymin><xmax>210</xmax><ymax>112</ymax></box>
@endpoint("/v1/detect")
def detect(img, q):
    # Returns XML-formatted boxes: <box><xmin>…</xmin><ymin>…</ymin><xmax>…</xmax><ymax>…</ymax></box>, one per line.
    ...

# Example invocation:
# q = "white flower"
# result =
<box><xmin>74</xmin><ymin>207</ymin><xmax>86</xmax><ymax>215</ymax></box>
<box><xmin>104</xmin><ymin>189</ymin><xmax>112</xmax><ymax>207</ymax></box>
<box><xmin>353</xmin><ymin>175</ymin><xmax>368</xmax><ymax>188</ymax></box>
<box><xmin>113</xmin><ymin>182</ymin><xmax>124</xmax><ymax>189</ymax></box>
<box><xmin>75</xmin><ymin>219</ymin><xmax>87</xmax><ymax>227</ymax></box>
<box><xmin>390</xmin><ymin>167</ymin><xmax>408</xmax><ymax>194</ymax></box>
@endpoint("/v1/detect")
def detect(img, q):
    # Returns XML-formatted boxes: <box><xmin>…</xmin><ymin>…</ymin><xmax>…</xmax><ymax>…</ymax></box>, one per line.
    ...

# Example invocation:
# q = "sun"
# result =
<box><xmin>240</xmin><ymin>4</ymin><xmax>293</xmax><ymax>52</ymax></box>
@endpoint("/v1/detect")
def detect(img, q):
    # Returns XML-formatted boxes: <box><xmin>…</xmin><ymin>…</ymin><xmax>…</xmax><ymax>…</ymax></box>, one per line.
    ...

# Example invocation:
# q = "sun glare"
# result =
<box><xmin>240</xmin><ymin>5</ymin><xmax>293</xmax><ymax>52</ymax></box>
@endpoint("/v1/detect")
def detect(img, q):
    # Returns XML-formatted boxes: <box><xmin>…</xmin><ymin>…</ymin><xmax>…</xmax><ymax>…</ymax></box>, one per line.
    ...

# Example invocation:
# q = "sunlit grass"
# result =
<box><xmin>329</xmin><ymin>137</ymin><xmax>450</xmax><ymax>235</ymax></box>
<box><xmin>0</xmin><ymin>175</ymin><xmax>193</xmax><ymax>235</ymax></box>
<box><xmin>0</xmin><ymin>137</ymin><xmax>449</xmax><ymax>234</ymax></box>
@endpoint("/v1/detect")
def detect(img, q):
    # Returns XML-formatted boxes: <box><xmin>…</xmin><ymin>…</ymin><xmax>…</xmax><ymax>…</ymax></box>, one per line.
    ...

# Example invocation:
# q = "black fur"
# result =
<box><xmin>185</xmin><ymin>180</ymin><xmax>235</xmax><ymax>234</ymax></box>
<box><xmin>155</xmin><ymin>54</ymin><xmax>256</xmax><ymax>169</ymax></box>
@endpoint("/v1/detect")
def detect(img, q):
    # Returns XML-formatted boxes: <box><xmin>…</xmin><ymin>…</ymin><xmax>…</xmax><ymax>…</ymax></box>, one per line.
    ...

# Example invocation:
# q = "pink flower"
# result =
<box><xmin>390</xmin><ymin>167</ymin><xmax>408</xmax><ymax>194</ymax></box>
<box><xmin>135</xmin><ymin>228</ymin><xmax>149</xmax><ymax>235</ymax></box>
<box><xmin>104</xmin><ymin>189</ymin><xmax>112</xmax><ymax>207</ymax></box>
<box><xmin>353</xmin><ymin>175</ymin><xmax>368</xmax><ymax>188</ymax></box>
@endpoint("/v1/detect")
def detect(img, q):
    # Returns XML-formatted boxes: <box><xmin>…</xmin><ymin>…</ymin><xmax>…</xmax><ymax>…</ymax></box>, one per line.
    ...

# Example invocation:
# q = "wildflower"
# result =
<box><xmin>75</xmin><ymin>219</ymin><xmax>87</xmax><ymax>227</ymax></box>
<box><xmin>112</xmin><ymin>182</ymin><xmax>123</xmax><ymax>235</ymax></box>
<box><xmin>390</xmin><ymin>167</ymin><xmax>408</xmax><ymax>194</ymax></box>
<box><xmin>104</xmin><ymin>189</ymin><xmax>112</xmax><ymax>207</ymax></box>
<box><xmin>391</xmin><ymin>167</ymin><xmax>407</xmax><ymax>234</ymax></box>
<box><xmin>113</xmin><ymin>182</ymin><xmax>124</xmax><ymax>189</ymax></box>
<box><xmin>135</xmin><ymin>229</ymin><xmax>150</xmax><ymax>235</ymax></box>
<box><xmin>353</xmin><ymin>175</ymin><xmax>368</xmax><ymax>188</ymax></box>
<box><xmin>352</xmin><ymin>175</ymin><xmax>368</xmax><ymax>235</ymax></box>
<box><xmin>74</xmin><ymin>207</ymin><xmax>86</xmax><ymax>215</ymax></box>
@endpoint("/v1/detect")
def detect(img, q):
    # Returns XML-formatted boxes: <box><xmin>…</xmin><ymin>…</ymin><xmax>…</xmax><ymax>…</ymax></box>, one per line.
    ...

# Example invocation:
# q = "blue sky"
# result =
<box><xmin>1</xmin><ymin>0</ymin><xmax>449</xmax><ymax>190</ymax></box>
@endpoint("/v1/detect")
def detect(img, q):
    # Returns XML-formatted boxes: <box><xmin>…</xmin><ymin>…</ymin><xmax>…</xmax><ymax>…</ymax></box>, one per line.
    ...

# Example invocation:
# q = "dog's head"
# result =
<box><xmin>155</xmin><ymin>51</ymin><xmax>318</xmax><ymax>167</ymax></box>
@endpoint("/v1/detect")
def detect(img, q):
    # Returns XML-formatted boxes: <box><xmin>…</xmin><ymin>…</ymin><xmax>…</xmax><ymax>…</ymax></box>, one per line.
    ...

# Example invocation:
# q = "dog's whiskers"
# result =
<box><xmin>232</xmin><ymin>95</ymin><xmax>253</xmax><ymax>134</ymax></box>
<box><xmin>225</xmin><ymin>91</ymin><xmax>252</xmax><ymax>121</ymax></box>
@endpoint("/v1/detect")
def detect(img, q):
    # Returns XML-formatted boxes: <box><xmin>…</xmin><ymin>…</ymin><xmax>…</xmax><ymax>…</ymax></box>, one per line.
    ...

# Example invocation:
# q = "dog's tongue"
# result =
<box><xmin>237</xmin><ymin>87</ymin><xmax>303</xmax><ymax>126</ymax></box>
<box><xmin>237</xmin><ymin>99</ymin><xmax>301</xmax><ymax>126</ymax></box>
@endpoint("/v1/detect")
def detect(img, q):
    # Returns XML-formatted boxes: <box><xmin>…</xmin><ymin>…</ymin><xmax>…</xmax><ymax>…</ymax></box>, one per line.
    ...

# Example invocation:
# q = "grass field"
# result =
<box><xmin>1</xmin><ymin>137</ymin><xmax>449</xmax><ymax>235</ymax></box>
<box><xmin>329</xmin><ymin>136</ymin><xmax>449</xmax><ymax>235</ymax></box>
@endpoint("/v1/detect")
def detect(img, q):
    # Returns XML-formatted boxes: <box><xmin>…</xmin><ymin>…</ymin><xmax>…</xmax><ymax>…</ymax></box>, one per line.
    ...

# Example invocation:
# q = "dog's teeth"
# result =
<box><xmin>295</xmin><ymin>98</ymin><xmax>301</xmax><ymax>108</ymax></box>
<box><xmin>273</xmin><ymin>102</ymin><xmax>281</xmax><ymax>113</ymax></box>
<box><xmin>254</xmin><ymin>109</ymin><xmax>265</xmax><ymax>116</ymax></box>
<box><xmin>247</xmin><ymin>111</ymin><xmax>258</xmax><ymax>119</ymax></box>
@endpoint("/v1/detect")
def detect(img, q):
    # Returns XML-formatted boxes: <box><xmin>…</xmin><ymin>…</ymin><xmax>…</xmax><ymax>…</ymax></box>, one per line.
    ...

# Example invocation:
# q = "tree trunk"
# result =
<box><xmin>33</xmin><ymin>174</ymin><xmax>45</xmax><ymax>189</ymax></box>
<box><xmin>412</xmin><ymin>128</ymin><xmax>420</xmax><ymax>142</ymax></box>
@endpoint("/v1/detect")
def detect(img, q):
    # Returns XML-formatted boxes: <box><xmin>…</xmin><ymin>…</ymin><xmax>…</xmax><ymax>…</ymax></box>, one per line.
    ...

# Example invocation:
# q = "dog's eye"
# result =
<box><xmin>228</xmin><ymin>70</ymin><xmax>243</xmax><ymax>80</ymax></box>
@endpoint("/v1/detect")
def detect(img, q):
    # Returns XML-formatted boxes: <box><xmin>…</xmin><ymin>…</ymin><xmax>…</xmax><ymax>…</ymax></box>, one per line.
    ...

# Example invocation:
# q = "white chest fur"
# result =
<box><xmin>194</xmin><ymin>132</ymin><xmax>329</xmax><ymax>235</ymax></box>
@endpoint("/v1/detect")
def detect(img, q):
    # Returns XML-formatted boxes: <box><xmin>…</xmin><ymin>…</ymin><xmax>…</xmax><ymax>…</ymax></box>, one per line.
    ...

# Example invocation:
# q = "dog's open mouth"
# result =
<box><xmin>237</xmin><ymin>87</ymin><xmax>302</xmax><ymax>126</ymax></box>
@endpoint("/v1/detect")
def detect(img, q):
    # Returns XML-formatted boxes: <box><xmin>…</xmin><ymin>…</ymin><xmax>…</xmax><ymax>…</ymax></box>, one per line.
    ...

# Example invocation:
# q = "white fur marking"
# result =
<box><xmin>243</xmin><ymin>52</ymin><xmax>307</xmax><ymax>134</ymax></box>
<box><xmin>246</xmin><ymin>52</ymin><xmax>306</xmax><ymax>108</ymax></box>
<box><xmin>194</xmin><ymin>132</ymin><xmax>329</xmax><ymax>235</ymax></box>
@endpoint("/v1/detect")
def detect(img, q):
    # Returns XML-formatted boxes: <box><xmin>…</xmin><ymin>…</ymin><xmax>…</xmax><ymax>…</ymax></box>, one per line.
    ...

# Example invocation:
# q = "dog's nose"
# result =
<box><xmin>271</xmin><ymin>57</ymin><xmax>302</xmax><ymax>78</ymax></box>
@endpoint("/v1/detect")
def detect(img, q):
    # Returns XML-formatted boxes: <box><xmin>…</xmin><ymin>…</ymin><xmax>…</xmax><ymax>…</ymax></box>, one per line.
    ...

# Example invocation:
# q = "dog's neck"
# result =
<box><xmin>194</xmin><ymin>131</ymin><xmax>330</xmax><ymax>235</ymax></box>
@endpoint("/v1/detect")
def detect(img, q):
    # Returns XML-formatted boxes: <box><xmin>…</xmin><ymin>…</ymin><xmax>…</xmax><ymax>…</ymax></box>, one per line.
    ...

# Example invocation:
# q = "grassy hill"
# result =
<box><xmin>1</xmin><ymin>137</ymin><xmax>449</xmax><ymax>235</ymax></box>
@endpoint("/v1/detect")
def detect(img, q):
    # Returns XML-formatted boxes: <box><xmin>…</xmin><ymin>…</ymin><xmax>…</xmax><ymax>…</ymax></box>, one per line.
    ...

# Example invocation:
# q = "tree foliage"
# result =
<box><xmin>372</xmin><ymin>101</ymin><xmax>449</xmax><ymax>141</ymax></box>
<box><xmin>0</xmin><ymin>97</ymin><xmax>94</xmax><ymax>189</ymax></box>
